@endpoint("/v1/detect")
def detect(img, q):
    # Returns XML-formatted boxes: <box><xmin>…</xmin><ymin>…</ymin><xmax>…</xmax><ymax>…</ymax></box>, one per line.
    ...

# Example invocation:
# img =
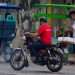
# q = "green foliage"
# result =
<box><xmin>32</xmin><ymin>13</ymin><xmax>68</xmax><ymax>19</ymax></box>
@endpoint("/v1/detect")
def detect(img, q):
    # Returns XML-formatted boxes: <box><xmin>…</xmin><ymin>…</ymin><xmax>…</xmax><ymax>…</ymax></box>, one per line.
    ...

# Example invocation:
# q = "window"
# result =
<box><xmin>52</xmin><ymin>0</ymin><xmax>65</xmax><ymax>4</ymax></box>
<box><xmin>63</xmin><ymin>0</ymin><xmax>75</xmax><ymax>4</ymax></box>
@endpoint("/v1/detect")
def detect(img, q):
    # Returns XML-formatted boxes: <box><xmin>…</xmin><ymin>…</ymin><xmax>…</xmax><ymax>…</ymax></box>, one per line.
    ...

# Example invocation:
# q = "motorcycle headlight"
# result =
<box><xmin>22</xmin><ymin>36</ymin><xmax>26</xmax><ymax>40</ymax></box>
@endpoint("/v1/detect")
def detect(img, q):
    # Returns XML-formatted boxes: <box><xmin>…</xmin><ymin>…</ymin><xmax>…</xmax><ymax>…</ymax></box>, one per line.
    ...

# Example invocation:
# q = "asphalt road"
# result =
<box><xmin>0</xmin><ymin>59</ymin><xmax>75</xmax><ymax>75</ymax></box>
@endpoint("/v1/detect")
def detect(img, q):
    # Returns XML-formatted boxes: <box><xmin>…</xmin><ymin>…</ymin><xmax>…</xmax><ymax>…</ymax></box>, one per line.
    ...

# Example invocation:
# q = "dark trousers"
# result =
<box><xmin>28</xmin><ymin>40</ymin><xmax>47</xmax><ymax>56</ymax></box>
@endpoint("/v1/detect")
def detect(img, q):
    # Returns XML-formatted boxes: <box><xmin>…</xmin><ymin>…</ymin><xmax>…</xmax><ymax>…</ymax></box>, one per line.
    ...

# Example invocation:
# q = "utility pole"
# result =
<box><xmin>47</xmin><ymin>0</ymin><xmax>52</xmax><ymax>25</ymax></box>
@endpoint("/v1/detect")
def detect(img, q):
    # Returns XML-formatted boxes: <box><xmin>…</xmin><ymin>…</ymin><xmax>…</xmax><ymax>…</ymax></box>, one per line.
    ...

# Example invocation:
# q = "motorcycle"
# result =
<box><xmin>10</xmin><ymin>32</ymin><xmax>64</xmax><ymax>72</ymax></box>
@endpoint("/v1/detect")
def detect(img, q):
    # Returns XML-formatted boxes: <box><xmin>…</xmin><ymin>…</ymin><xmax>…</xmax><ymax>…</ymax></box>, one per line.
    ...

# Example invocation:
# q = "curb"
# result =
<box><xmin>68</xmin><ymin>61</ymin><xmax>75</xmax><ymax>65</ymax></box>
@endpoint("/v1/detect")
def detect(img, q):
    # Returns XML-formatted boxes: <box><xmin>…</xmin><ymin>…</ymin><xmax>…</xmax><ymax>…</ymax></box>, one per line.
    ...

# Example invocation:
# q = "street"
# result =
<box><xmin>0</xmin><ymin>60</ymin><xmax>75</xmax><ymax>75</ymax></box>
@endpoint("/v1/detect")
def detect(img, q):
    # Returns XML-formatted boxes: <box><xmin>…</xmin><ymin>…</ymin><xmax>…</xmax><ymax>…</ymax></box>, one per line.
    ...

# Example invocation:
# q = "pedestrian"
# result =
<box><xmin>68</xmin><ymin>10</ymin><xmax>75</xmax><ymax>53</ymax></box>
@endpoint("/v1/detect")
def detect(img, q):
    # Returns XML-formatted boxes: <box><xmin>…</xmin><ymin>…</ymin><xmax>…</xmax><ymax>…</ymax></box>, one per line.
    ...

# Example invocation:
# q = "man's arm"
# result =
<box><xmin>24</xmin><ymin>32</ymin><xmax>39</xmax><ymax>37</ymax></box>
<box><xmin>30</xmin><ymin>32</ymin><xmax>39</xmax><ymax>37</ymax></box>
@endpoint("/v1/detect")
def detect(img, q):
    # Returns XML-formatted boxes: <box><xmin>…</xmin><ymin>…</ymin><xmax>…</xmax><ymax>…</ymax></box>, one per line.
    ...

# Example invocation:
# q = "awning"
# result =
<box><xmin>0</xmin><ymin>3</ymin><xmax>21</xmax><ymax>10</ymax></box>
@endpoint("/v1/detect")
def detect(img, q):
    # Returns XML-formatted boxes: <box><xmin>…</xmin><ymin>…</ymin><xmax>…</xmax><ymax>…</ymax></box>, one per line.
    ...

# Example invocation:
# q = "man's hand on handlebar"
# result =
<box><xmin>24</xmin><ymin>32</ymin><xmax>38</xmax><ymax>37</ymax></box>
<box><xmin>24</xmin><ymin>32</ymin><xmax>30</xmax><ymax>35</ymax></box>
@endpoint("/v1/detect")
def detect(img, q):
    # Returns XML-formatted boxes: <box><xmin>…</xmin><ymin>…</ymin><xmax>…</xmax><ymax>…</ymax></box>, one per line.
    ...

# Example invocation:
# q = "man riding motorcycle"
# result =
<box><xmin>10</xmin><ymin>18</ymin><xmax>64</xmax><ymax>72</ymax></box>
<box><xmin>27</xmin><ymin>18</ymin><xmax>52</xmax><ymax>61</ymax></box>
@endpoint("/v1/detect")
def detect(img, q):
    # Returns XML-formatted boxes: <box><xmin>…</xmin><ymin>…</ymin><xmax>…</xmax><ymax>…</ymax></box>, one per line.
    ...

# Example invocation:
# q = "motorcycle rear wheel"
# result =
<box><xmin>47</xmin><ymin>49</ymin><xmax>63</xmax><ymax>72</ymax></box>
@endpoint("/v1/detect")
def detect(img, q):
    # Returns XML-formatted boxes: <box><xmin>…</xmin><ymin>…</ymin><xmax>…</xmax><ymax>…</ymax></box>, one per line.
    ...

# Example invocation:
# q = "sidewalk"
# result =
<box><xmin>68</xmin><ymin>54</ymin><xmax>75</xmax><ymax>65</ymax></box>
<box><xmin>0</xmin><ymin>56</ymin><xmax>6</xmax><ymax>63</ymax></box>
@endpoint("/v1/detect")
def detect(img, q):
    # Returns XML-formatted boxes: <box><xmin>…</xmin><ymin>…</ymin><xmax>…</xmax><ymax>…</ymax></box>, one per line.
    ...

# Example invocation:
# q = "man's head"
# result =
<box><xmin>69</xmin><ymin>10</ymin><xmax>75</xmax><ymax>20</ymax></box>
<box><xmin>40</xmin><ymin>18</ymin><xmax>47</xmax><ymax>25</ymax></box>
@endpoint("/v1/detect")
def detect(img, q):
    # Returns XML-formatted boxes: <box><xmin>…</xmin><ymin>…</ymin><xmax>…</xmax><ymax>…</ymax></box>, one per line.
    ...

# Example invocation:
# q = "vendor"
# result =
<box><xmin>69</xmin><ymin>10</ymin><xmax>75</xmax><ymax>38</ymax></box>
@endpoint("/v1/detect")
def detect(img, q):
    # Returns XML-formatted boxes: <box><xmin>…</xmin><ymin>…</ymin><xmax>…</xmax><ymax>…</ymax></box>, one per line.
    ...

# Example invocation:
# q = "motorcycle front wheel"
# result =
<box><xmin>10</xmin><ymin>49</ymin><xmax>28</xmax><ymax>71</ymax></box>
<box><xmin>47</xmin><ymin>48</ymin><xmax>63</xmax><ymax>72</ymax></box>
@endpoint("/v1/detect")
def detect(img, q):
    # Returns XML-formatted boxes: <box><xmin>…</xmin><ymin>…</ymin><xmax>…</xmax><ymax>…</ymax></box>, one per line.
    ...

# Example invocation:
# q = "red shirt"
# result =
<box><xmin>38</xmin><ymin>23</ymin><xmax>52</xmax><ymax>45</ymax></box>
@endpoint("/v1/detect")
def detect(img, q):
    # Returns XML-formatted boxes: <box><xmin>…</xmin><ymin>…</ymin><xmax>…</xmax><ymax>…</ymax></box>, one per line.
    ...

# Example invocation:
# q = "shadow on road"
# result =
<box><xmin>0</xmin><ymin>72</ymin><xmax>16</xmax><ymax>75</ymax></box>
<box><xmin>20</xmin><ymin>70</ymin><xmax>64</xmax><ymax>74</ymax></box>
